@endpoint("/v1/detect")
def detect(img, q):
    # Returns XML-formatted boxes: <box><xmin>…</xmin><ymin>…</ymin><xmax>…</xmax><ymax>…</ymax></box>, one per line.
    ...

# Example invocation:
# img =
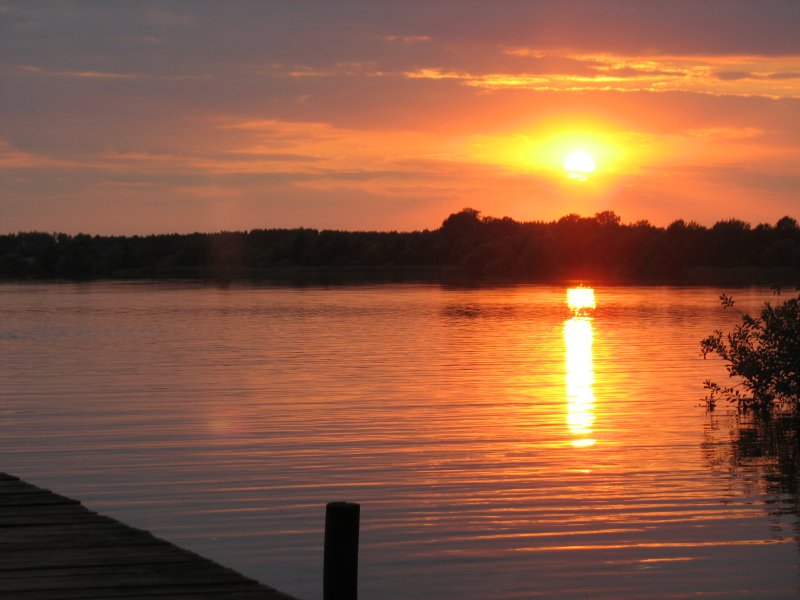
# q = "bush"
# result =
<box><xmin>701</xmin><ymin>291</ymin><xmax>800</xmax><ymax>413</ymax></box>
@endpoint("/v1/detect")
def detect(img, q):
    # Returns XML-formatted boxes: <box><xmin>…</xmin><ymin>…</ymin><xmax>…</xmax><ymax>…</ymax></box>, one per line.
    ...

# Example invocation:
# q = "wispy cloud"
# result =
<box><xmin>714</xmin><ymin>70</ymin><xmax>800</xmax><ymax>81</ymax></box>
<box><xmin>0</xmin><ymin>139</ymin><xmax>78</xmax><ymax>169</ymax></box>
<box><xmin>143</xmin><ymin>7</ymin><xmax>196</xmax><ymax>28</ymax></box>
<box><xmin>686</xmin><ymin>127</ymin><xmax>765</xmax><ymax>141</ymax></box>
<box><xmin>264</xmin><ymin>61</ymin><xmax>384</xmax><ymax>79</ymax></box>
<box><xmin>16</xmin><ymin>65</ymin><xmax>212</xmax><ymax>81</ymax></box>
<box><xmin>405</xmin><ymin>50</ymin><xmax>800</xmax><ymax>99</ymax></box>
<box><xmin>18</xmin><ymin>65</ymin><xmax>138</xmax><ymax>80</ymax></box>
<box><xmin>382</xmin><ymin>34</ymin><xmax>431</xmax><ymax>44</ymax></box>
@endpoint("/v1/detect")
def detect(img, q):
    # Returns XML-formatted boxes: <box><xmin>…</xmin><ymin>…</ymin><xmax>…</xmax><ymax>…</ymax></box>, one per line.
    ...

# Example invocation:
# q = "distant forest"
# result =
<box><xmin>2</xmin><ymin>209</ymin><xmax>800</xmax><ymax>283</ymax></box>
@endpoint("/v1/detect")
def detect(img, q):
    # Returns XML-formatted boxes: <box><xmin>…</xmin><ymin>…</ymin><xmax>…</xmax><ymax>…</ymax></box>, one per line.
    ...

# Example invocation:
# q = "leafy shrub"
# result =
<box><xmin>701</xmin><ymin>291</ymin><xmax>800</xmax><ymax>413</ymax></box>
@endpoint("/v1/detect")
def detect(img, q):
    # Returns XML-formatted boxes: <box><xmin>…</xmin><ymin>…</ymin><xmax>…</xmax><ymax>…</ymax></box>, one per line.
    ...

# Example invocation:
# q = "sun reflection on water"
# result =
<box><xmin>567</xmin><ymin>286</ymin><xmax>596</xmax><ymax>314</ymax></box>
<box><xmin>565</xmin><ymin>288</ymin><xmax>596</xmax><ymax>447</ymax></box>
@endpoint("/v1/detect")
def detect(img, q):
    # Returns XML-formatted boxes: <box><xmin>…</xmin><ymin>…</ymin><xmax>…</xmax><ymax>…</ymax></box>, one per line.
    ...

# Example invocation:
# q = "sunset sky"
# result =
<box><xmin>1</xmin><ymin>1</ymin><xmax>799</xmax><ymax>234</ymax></box>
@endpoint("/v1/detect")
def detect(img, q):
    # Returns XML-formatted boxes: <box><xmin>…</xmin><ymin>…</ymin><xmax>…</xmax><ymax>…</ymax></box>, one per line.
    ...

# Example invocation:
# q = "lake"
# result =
<box><xmin>0</xmin><ymin>282</ymin><xmax>797</xmax><ymax>599</ymax></box>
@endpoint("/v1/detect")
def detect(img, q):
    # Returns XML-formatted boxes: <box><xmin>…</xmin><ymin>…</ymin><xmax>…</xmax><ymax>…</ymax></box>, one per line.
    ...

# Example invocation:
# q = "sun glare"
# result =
<box><xmin>459</xmin><ymin>120</ymin><xmax>632</xmax><ymax>183</ymax></box>
<box><xmin>564</xmin><ymin>150</ymin><xmax>596</xmax><ymax>180</ymax></box>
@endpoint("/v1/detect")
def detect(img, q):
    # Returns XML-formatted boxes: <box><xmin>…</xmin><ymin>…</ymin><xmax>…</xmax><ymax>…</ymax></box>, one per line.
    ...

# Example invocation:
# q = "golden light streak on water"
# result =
<box><xmin>565</xmin><ymin>316</ymin><xmax>596</xmax><ymax>448</ymax></box>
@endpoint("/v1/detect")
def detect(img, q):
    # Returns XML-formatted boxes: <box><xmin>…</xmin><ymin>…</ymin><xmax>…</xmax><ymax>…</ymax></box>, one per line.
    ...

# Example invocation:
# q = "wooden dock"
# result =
<box><xmin>0</xmin><ymin>473</ymin><xmax>298</xmax><ymax>599</ymax></box>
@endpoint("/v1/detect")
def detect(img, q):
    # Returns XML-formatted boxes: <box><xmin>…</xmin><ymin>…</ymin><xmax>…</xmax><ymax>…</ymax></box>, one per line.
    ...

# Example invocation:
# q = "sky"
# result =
<box><xmin>1</xmin><ymin>0</ymin><xmax>799</xmax><ymax>234</ymax></box>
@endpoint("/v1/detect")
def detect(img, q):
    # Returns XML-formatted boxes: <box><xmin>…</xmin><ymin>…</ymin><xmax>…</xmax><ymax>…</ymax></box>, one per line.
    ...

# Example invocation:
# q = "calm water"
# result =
<box><xmin>0</xmin><ymin>282</ymin><xmax>797</xmax><ymax>599</ymax></box>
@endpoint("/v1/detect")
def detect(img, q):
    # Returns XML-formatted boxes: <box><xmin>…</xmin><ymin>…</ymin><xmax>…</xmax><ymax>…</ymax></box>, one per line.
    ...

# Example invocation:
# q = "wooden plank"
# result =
<box><xmin>0</xmin><ymin>512</ymin><xmax>108</xmax><ymax>527</ymax></box>
<box><xmin>0</xmin><ymin>564</ymin><xmax>250</xmax><ymax>590</ymax></box>
<box><xmin>0</xmin><ymin>545</ymin><xmax>200</xmax><ymax>570</ymax></box>
<box><xmin>0</xmin><ymin>481</ymin><xmax>51</xmax><ymax>492</ymax></box>
<box><xmin>0</xmin><ymin>473</ymin><xmax>298</xmax><ymax>599</ymax></box>
<box><xmin>0</xmin><ymin>533</ymin><xmax>154</xmax><ymax>557</ymax></box>
<box><xmin>0</xmin><ymin>527</ymin><xmax>158</xmax><ymax>545</ymax></box>
<box><xmin>0</xmin><ymin>493</ymin><xmax>81</xmax><ymax>507</ymax></box>
<box><xmin>0</xmin><ymin>502</ymin><xmax>100</xmax><ymax>515</ymax></box>
<box><xmin>0</xmin><ymin>584</ymin><xmax>294</xmax><ymax>599</ymax></box>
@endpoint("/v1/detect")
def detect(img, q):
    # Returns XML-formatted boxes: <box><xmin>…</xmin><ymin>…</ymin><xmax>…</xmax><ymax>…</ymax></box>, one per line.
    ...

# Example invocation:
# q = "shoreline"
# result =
<box><xmin>1</xmin><ymin>265</ymin><xmax>798</xmax><ymax>287</ymax></box>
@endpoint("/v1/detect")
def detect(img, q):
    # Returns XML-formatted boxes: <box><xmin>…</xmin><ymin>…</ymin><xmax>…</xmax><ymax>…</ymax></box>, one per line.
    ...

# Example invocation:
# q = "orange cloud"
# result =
<box><xmin>407</xmin><ymin>51</ymin><xmax>800</xmax><ymax>99</ymax></box>
<box><xmin>0</xmin><ymin>139</ymin><xmax>77</xmax><ymax>169</ymax></box>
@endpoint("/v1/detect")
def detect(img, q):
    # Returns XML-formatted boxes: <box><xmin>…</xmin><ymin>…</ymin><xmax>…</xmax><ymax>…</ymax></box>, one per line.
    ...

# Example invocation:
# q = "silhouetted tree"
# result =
<box><xmin>0</xmin><ymin>252</ymin><xmax>28</xmax><ymax>278</ymax></box>
<box><xmin>2</xmin><ymin>209</ymin><xmax>799</xmax><ymax>281</ymax></box>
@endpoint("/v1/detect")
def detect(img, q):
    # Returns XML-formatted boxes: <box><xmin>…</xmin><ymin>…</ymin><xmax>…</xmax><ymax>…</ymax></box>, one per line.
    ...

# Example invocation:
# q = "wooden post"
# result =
<box><xmin>324</xmin><ymin>501</ymin><xmax>360</xmax><ymax>600</ymax></box>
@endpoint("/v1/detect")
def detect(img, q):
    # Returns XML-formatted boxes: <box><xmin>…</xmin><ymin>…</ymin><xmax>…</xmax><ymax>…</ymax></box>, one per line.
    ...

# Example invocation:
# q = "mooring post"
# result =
<box><xmin>324</xmin><ymin>501</ymin><xmax>360</xmax><ymax>600</ymax></box>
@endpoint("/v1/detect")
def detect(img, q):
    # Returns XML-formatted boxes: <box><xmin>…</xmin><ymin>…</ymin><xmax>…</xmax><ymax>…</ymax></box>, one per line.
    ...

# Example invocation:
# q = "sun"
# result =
<box><xmin>563</xmin><ymin>150</ymin><xmax>596</xmax><ymax>181</ymax></box>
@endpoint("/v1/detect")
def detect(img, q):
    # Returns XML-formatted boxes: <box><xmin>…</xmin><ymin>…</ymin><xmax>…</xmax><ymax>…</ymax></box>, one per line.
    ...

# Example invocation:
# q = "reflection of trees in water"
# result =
<box><xmin>704</xmin><ymin>412</ymin><xmax>800</xmax><ymax>529</ymax></box>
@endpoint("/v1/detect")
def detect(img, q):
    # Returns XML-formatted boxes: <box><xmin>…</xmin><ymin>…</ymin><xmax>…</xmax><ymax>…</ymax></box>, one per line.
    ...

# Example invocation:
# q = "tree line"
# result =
<box><xmin>1</xmin><ymin>208</ymin><xmax>799</xmax><ymax>281</ymax></box>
